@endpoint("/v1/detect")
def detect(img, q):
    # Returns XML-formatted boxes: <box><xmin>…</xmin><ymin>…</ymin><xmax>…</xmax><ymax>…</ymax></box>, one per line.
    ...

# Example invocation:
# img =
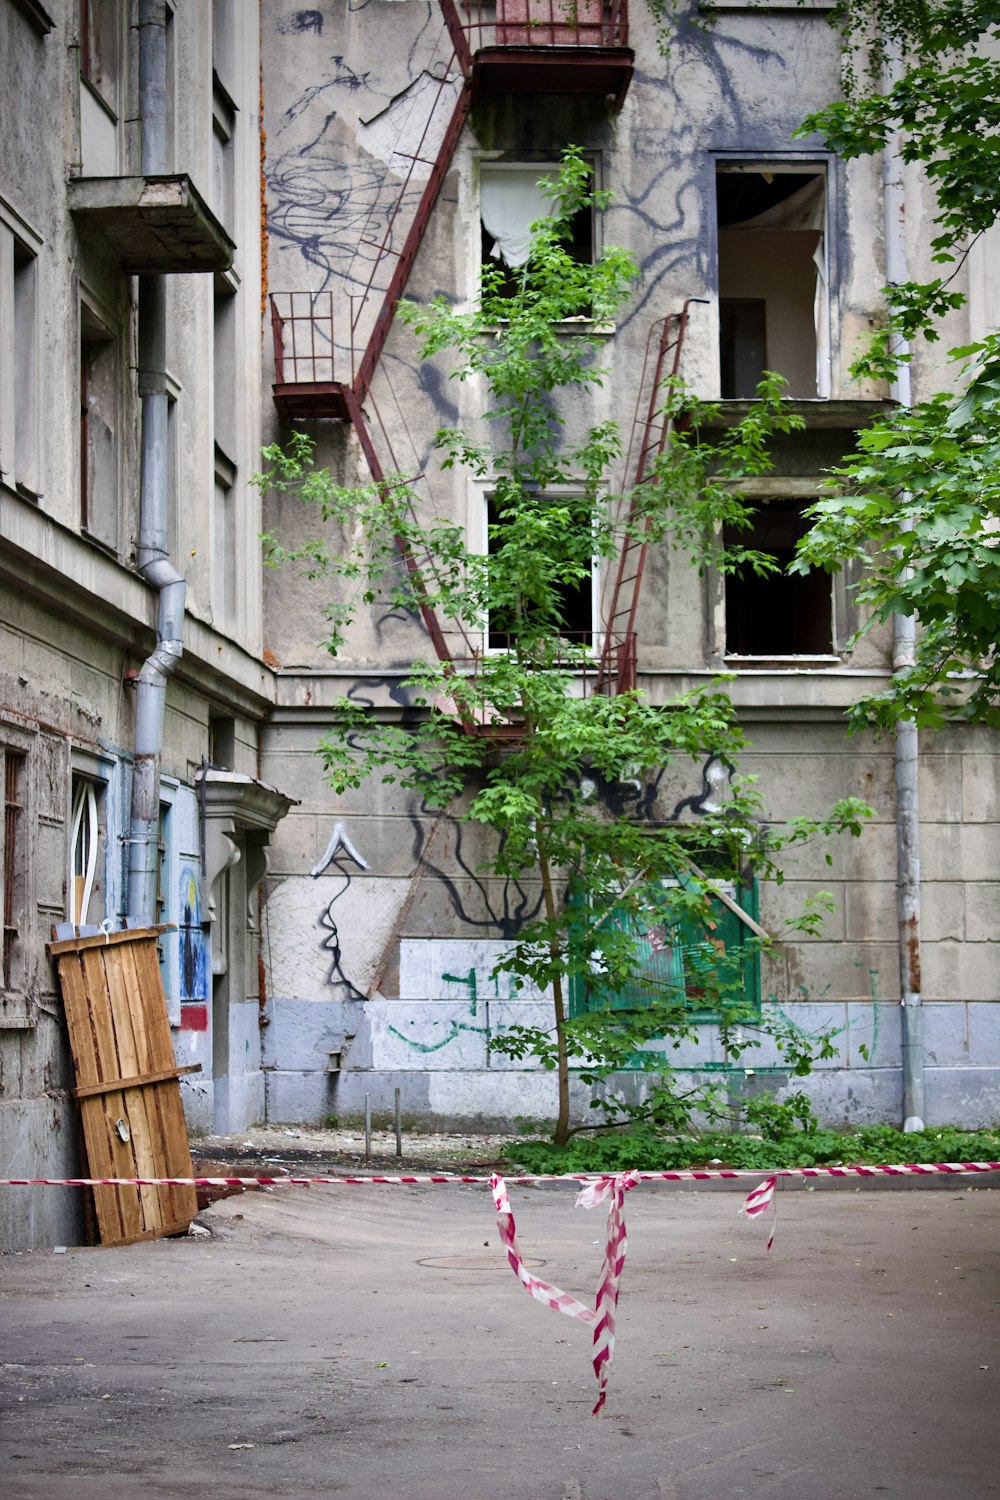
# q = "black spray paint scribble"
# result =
<box><xmin>410</xmin><ymin>801</ymin><xmax>545</xmax><ymax>939</ymax></box>
<box><xmin>668</xmin><ymin>754</ymin><xmax>734</xmax><ymax>821</ymax></box>
<box><xmin>312</xmin><ymin>820</ymin><xmax>370</xmax><ymax>1000</ymax></box>
<box><xmin>275</xmin><ymin>9</ymin><xmax>324</xmax><ymax>35</ymax></box>
<box><xmin>266</xmin><ymin>10</ymin><xmax>455</xmax><ymax>345</ymax></box>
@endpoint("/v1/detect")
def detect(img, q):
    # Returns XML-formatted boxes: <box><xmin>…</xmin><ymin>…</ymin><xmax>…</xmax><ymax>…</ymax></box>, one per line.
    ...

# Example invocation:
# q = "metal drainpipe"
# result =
<box><xmin>882</xmin><ymin>52</ymin><xmax>925</xmax><ymax>1131</ymax></box>
<box><xmin>126</xmin><ymin>0</ymin><xmax>186</xmax><ymax>925</ymax></box>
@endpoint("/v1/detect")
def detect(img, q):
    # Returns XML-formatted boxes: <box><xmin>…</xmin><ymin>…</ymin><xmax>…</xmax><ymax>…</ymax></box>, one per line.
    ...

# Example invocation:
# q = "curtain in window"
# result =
<box><xmin>480</xmin><ymin>167</ymin><xmax>555</xmax><ymax>268</ymax></box>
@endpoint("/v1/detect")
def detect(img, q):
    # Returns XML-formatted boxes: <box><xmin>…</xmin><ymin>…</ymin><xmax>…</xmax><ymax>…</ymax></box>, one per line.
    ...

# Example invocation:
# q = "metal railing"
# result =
<box><xmin>457</xmin><ymin>0</ymin><xmax>628</xmax><ymax>49</ymax></box>
<box><xmin>269</xmin><ymin>292</ymin><xmax>343</xmax><ymax>387</ymax></box>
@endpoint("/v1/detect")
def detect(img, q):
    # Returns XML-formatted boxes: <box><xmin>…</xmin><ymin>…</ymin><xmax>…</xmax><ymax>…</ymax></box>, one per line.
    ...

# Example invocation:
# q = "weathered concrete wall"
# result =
<box><xmin>0</xmin><ymin>0</ymin><xmax>282</xmax><ymax>1247</ymax></box>
<box><xmin>256</xmin><ymin>3</ymin><xmax>1000</xmax><ymax>1132</ymax></box>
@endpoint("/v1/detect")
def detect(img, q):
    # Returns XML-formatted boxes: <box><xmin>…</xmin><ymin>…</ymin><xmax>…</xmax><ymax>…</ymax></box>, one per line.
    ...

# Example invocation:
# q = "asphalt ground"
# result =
<box><xmin>1</xmin><ymin>1181</ymin><xmax>998</xmax><ymax>1499</ymax></box>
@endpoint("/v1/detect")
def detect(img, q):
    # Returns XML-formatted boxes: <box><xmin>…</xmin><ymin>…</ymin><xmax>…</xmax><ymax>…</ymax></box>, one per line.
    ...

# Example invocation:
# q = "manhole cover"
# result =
<box><xmin>417</xmin><ymin>1255</ymin><xmax>546</xmax><ymax>1271</ymax></box>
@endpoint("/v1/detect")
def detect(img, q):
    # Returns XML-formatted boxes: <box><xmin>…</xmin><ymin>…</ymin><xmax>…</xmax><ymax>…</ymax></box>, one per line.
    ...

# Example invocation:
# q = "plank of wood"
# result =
<box><xmin>77</xmin><ymin>947</ymin><xmax>146</xmax><ymax>1241</ymax></box>
<box><xmin>106</xmin><ymin>1216</ymin><xmax>198</xmax><ymax>1248</ymax></box>
<box><xmin>685</xmin><ymin>859</ymin><xmax>771</xmax><ymax>941</ymax></box>
<box><xmin>78</xmin><ymin>1094</ymin><xmax>133</xmax><ymax>1243</ymax></box>
<box><xmin>72</xmin><ymin>1063</ymin><xmax>202</xmax><ymax>1099</ymax></box>
<box><xmin>54</xmin><ymin>952</ymin><xmax>101</xmax><ymax>1087</ymax></box>
<box><xmin>50</xmin><ymin>927</ymin><xmax>197</xmax><ymax>1244</ymax></box>
<box><xmin>132</xmin><ymin>938</ymin><xmax>175</xmax><ymax>1070</ymax></box>
<box><xmin>47</xmin><ymin>924</ymin><xmax>175</xmax><ymax>955</ymax></box>
<box><xmin>103</xmin><ymin>944</ymin><xmax>161</xmax><ymax>1233</ymax></box>
<box><xmin>146</xmin><ymin>1082</ymin><xmax>198</xmax><ymax>1225</ymax></box>
<box><xmin>129</xmin><ymin>937</ymin><xmax>196</xmax><ymax>1225</ymax></box>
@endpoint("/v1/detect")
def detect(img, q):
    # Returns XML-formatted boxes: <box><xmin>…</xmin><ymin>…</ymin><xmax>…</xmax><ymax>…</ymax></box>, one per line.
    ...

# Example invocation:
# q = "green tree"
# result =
<box><xmin>792</xmin><ymin>2</ymin><xmax>1000</xmax><ymax>730</ymax></box>
<box><xmin>257</xmin><ymin>151</ymin><xmax>868</xmax><ymax>1145</ymax></box>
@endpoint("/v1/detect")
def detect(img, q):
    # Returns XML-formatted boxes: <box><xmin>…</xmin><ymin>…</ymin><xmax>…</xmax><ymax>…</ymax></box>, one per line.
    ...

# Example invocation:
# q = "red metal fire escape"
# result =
<box><xmin>594</xmin><ymin>299</ymin><xmax>700</xmax><ymax>695</ymax></box>
<box><xmin>269</xmin><ymin>5</ymin><xmax>682</xmax><ymax>709</ymax></box>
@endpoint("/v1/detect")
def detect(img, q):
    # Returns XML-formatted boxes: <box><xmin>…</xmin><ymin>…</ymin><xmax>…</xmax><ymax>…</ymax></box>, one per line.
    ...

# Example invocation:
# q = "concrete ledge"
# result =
<box><xmin>68</xmin><ymin>174</ymin><xmax>234</xmax><ymax>273</ymax></box>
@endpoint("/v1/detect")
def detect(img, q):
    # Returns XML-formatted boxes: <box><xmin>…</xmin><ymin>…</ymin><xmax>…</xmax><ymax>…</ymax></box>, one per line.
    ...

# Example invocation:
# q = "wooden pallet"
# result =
<box><xmin>48</xmin><ymin>925</ymin><xmax>201</xmax><ymax>1246</ymax></box>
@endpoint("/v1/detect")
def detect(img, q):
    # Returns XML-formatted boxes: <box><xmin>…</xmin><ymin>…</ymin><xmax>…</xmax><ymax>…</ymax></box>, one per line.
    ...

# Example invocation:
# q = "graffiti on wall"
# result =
<box><xmin>388</xmin><ymin>968</ymin><xmax>493</xmax><ymax>1055</ymax></box>
<box><xmin>312</xmin><ymin>821</ymin><xmax>370</xmax><ymax>999</ymax></box>
<box><xmin>178</xmin><ymin>863</ymin><xmax>209</xmax><ymax>1032</ymax></box>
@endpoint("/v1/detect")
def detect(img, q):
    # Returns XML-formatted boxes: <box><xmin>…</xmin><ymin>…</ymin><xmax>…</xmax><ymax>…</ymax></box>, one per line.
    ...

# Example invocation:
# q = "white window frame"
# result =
<box><xmin>0</xmin><ymin>198</ymin><xmax>42</xmax><ymax>500</ymax></box>
<box><xmin>471</xmin><ymin>155</ymin><xmax>613</xmax><ymax>333</ymax></box>
<box><xmin>715</xmin><ymin>480</ymin><xmax>854</xmax><ymax>665</ymax></box>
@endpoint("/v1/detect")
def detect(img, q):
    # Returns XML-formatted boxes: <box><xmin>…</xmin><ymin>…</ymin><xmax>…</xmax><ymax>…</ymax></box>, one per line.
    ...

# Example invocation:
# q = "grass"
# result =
<box><xmin>505</xmin><ymin>1123</ymin><xmax>1000</xmax><ymax>1175</ymax></box>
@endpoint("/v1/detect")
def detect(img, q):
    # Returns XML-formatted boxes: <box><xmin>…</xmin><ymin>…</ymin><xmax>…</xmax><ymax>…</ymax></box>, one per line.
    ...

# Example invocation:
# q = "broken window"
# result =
<box><xmin>80</xmin><ymin>303</ymin><xmax>120</xmax><ymax>552</ymax></box>
<box><xmin>486</xmin><ymin>492</ymin><xmax>596</xmax><ymax>650</ymax></box>
<box><xmin>716</xmin><ymin>162</ymin><xmax>830</xmax><ymax>399</ymax></box>
<box><xmin>80</xmin><ymin>0</ymin><xmax>120</xmax><ymax>109</ymax></box>
<box><xmin>79</xmin><ymin>0</ymin><xmax>122</xmax><ymax>174</ymax></box>
<box><xmin>724</xmin><ymin>499</ymin><xmax>834</xmax><ymax>657</ymax></box>
<box><xmin>570</xmin><ymin>870</ymin><xmax>762</xmax><ymax>1023</ymax></box>
<box><xmin>69</xmin><ymin>775</ymin><xmax>106</xmax><ymax>928</ymax></box>
<box><xmin>479</xmin><ymin>162</ymin><xmax>594</xmax><ymax>300</ymax></box>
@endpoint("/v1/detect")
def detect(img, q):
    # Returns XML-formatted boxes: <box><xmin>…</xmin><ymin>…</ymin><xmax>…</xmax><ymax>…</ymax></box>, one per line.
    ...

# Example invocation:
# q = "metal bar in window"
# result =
<box><xmin>685</xmin><ymin>858</ymin><xmax>770</xmax><ymax>939</ymax></box>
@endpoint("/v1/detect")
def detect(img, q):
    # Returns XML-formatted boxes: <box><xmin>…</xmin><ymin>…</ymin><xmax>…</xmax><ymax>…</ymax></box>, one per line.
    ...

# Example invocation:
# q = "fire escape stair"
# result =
<box><xmin>594</xmin><ymin>300</ymin><xmax>698</xmax><ymax>696</ymax></box>
<box><xmin>269</xmin><ymin>4</ymin><xmax>638</xmax><ymax>719</ymax></box>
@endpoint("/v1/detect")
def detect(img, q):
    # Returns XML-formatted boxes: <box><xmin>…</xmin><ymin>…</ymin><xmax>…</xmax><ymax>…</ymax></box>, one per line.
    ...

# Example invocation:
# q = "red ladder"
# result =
<box><xmin>594</xmin><ymin>300</ymin><xmax>699</xmax><ymax>694</ymax></box>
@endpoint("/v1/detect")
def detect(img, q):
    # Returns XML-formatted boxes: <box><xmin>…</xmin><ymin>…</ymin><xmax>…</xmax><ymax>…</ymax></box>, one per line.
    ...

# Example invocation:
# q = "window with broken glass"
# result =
<box><xmin>485</xmin><ymin>491</ymin><xmax>597</xmax><ymax>651</ymax></box>
<box><xmin>716</xmin><ymin>160</ymin><xmax>831</xmax><ymax>399</ymax></box>
<box><xmin>479</xmin><ymin>161</ymin><xmax>596</xmax><ymax>304</ymax></box>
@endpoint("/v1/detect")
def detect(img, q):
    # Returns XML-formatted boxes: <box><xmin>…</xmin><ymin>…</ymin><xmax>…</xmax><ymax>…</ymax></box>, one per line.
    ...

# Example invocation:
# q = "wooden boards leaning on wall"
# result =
<box><xmin>48</xmin><ymin>925</ymin><xmax>201</xmax><ymax>1247</ymax></box>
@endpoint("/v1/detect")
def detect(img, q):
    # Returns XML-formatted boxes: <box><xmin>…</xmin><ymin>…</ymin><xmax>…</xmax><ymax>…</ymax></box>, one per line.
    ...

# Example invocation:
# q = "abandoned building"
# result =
<box><xmin>1</xmin><ymin>0</ymin><xmax>998</xmax><ymax>1249</ymax></box>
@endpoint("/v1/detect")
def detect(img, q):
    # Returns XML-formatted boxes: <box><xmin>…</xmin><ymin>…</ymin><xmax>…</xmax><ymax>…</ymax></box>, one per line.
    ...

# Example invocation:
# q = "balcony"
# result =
<box><xmin>269</xmin><ymin>292</ymin><xmax>352</xmax><ymax>422</ymax></box>
<box><xmin>67</xmin><ymin>175</ymin><xmax>233</xmax><ymax>274</ymax></box>
<box><xmin>445</xmin><ymin>1</ymin><xmax>633</xmax><ymax>108</ymax></box>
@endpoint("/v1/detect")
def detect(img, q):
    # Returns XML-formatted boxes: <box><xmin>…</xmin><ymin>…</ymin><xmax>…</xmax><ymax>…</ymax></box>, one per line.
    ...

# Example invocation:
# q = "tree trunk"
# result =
<box><xmin>536</xmin><ymin>830</ymin><xmax>571</xmax><ymax>1146</ymax></box>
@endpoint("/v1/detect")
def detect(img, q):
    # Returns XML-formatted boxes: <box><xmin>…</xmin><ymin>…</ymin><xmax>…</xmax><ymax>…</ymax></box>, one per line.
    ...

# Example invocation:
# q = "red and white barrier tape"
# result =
<box><xmin>2</xmin><ymin>1161</ymin><xmax>998</xmax><ymax>1189</ymax></box>
<box><xmin>740</xmin><ymin>1173</ymin><xmax>778</xmax><ymax>1250</ymax></box>
<box><xmin>491</xmin><ymin>1169</ymin><xmax>638</xmax><ymax>1416</ymax></box>
<box><xmin>4</xmin><ymin>1161</ymin><xmax>998</xmax><ymax>1416</ymax></box>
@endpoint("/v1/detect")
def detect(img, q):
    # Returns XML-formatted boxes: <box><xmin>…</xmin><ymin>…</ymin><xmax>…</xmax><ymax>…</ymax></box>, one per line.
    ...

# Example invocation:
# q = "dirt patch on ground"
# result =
<box><xmin>190</xmin><ymin>1125</ymin><xmax>518</xmax><ymax>1181</ymax></box>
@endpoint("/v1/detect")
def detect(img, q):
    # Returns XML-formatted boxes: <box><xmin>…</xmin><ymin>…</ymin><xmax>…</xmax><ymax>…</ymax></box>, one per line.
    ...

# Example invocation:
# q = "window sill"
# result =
<box><xmin>724</xmin><ymin>655</ymin><xmax>844</xmax><ymax>670</ymax></box>
<box><xmin>700</xmin><ymin>398</ymin><xmax>896</xmax><ymax>430</ymax></box>
<box><xmin>481</xmin><ymin>319</ymin><xmax>616</xmax><ymax>338</ymax></box>
<box><xmin>80</xmin><ymin>525</ymin><xmax>120</xmax><ymax>560</ymax></box>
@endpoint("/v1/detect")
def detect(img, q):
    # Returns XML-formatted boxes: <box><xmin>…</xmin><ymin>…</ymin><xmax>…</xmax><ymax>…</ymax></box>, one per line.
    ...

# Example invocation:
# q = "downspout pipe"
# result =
<box><xmin>882</xmin><ymin>51</ymin><xmax>925</xmax><ymax>1132</ymax></box>
<box><xmin>126</xmin><ymin>0</ymin><xmax>186</xmax><ymax>925</ymax></box>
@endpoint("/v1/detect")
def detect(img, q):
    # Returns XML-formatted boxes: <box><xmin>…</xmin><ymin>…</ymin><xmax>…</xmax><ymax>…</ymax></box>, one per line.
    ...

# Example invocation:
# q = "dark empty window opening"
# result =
<box><xmin>724</xmin><ymin>501</ymin><xmax>833</xmax><ymax>656</ymax></box>
<box><xmin>716</xmin><ymin>164</ymin><xmax>828</xmax><ymax>399</ymax></box>
<box><xmin>487</xmin><ymin>494</ymin><xmax>595</xmax><ymax>650</ymax></box>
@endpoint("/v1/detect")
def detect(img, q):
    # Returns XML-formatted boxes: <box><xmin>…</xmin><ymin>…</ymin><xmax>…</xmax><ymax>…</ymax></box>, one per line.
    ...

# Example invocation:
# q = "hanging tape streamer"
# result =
<box><xmin>5</xmin><ymin>1162</ymin><xmax>998</xmax><ymax>1415</ymax></box>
